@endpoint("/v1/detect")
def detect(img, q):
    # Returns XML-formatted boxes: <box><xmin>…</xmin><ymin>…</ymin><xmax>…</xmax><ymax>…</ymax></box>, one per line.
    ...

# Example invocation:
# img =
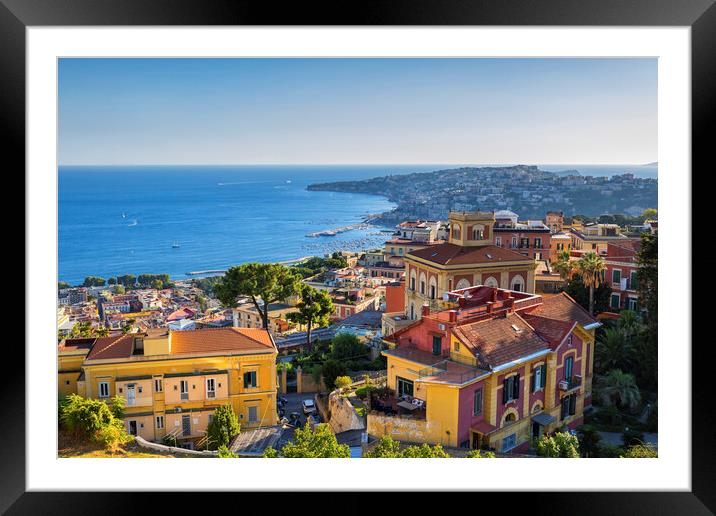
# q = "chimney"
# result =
<box><xmin>491</xmin><ymin>288</ymin><xmax>498</xmax><ymax>302</ymax></box>
<box><xmin>448</xmin><ymin>310</ymin><xmax>458</xmax><ymax>323</ymax></box>
<box><xmin>232</xmin><ymin>309</ymin><xmax>239</xmax><ymax>328</ymax></box>
<box><xmin>421</xmin><ymin>303</ymin><xmax>431</xmax><ymax>317</ymax></box>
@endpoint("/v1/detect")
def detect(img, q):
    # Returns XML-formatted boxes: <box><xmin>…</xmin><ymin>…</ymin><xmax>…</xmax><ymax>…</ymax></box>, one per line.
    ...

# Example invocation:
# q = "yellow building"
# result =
<box><xmin>369</xmin><ymin>287</ymin><xmax>599</xmax><ymax>452</ymax></box>
<box><xmin>569</xmin><ymin>223</ymin><xmax>629</xmax><ymax>254</ymax></box>
<box><xmin>403</xmin><ymin>211</ymin><xmax>537</xmax><ymax>320</ymax></box>
<box><xmin>60</xmin><ymin>327</ymin><xmax>278</xmax><ymax>448</ymax></box>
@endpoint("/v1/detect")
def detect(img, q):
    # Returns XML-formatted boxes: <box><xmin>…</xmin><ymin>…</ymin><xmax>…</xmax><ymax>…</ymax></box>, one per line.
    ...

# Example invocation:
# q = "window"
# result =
<box><xmin>472</xmin><ymin>227</ymin><xmax>484</xmax><ymax>240</ymax></box>
<box><xmin>180</xmin><ymin>380</ymin><xmax>189</xmax><ymax>400</ymax></box>
<box><xmin>503</xmin><ymin>374</ymin><xmax>520</xmax><ymax>403</ymax></box>
<box><xmin>520</xmin><ymin>237</ymin><xmax>529</xmax><ymax>248</ymax></box>
<box><xmin>502</xmin><ymin>433</ymin><xmax>517</xmax><ymax>452</ymax></box>
<box><xmin>420</xmin><ymin>280</ymin><xmax>425</xmax><ymax>295</ymax></box>
<box><xmin>398</xmin><ymin>247</ymin><xmax>403</xmax><ymax>255</ymax></box>
<box><xmin>610</xmin><ymin>293</ymin><xmax>621</xmax><ymax>309</ymax></box>
<box><xmin>429</xmin><ymin>285</ymin><xmax>436</xmax><ymax>299</ymax></box>
<box><xmin>561</xmin><ymin>394</ymin><xmax>577</xmax><ymax>420</ymax></box>
<box><xmin>154</xmin><ymin>378</ymin><xmax>163</xmax><ymax>392</ymax></box>
<box><xmin>495</xmin><ymin>237</ymin><xmax>502</xmax><ymax>247</ymax></box>
<box><xmin>454</xmin><ymin>341</ymin><xmax>460</xmax><ymax>352</ymax></box>
<box><xmin>532</xmin><ymin>364</ymin><xmax>547</xmax><ymax>392</ymax></box>
<box><xmin>452</xmin><ymin>224</ymin><xmax>461</xmax><ymax>240</ymax></box>
<box><xmin>99</xmin><ymin>381</ymin><xmax>109</xmax><ymax>398</ymax></box>
<box><xmin>473</xmin><ymin>389</ymin><xmax>483</xmax><ymax>416</ymax></box>
<box><xmin>432</xmin><ymin>335</ymin><xmax>442</xmax><ymax>356</ymax></box>
<box><xmin>511</xmin><ymin>237</ymin><xmax>518</xmax><ymax>248</ymax></box>
<box><xmin>206</xmin><ymin>378</ymin><xmax>216</xmax><ymax>398</ymax></box>
<box><xmin>397</xmin><ymin>377</ymin><xmax>414</xmax><ymax>398</ymax></box>
<box><xmin>534</xmin><ymin>237</ymin><xmax>542</xmax><ymax>249</ymax></box>
<box><xmin>208</xmin><ymin>414</ymin><xmax>214</xmax><ymax>425</ymax></box>
<box><xmin>630</xmin><ymin>271</ymin><xmax>638</xmax><ymax>289</ymax></box>
<box><xmin>248</xmin><ymin>406</ymin><xmax>258</xmax><ymax>423</ymax></box>
<box><xmin>156</xmin><ymin>415</ymin><xmax>164</xmax><ymax>429</ymax></box>
<box><xmin>612</xmin><ymin>269</ymin><xmax>621</xmax><ymax>284</ymax></box>
<box><xmin>244</xmin><ymin>371</ymin><xmax>257</xmax><ymax>388</ymax></box>
<box><xmin>564</xmin><ymin>356</ymin><xmax>574</xmax><ymax>381</ymax></box>
<box><xmin>410</xmin><ymin>277</ymin><xmax>416</xmax><ymax>291</ymax></box>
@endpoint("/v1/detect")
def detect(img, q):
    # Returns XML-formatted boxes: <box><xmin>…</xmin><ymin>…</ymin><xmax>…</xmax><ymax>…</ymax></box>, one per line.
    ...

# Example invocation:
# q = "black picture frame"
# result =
<box><xmin>3</xmin><ymin>0</ymin><xmax>712</xmax><ymax>513</ymax></box>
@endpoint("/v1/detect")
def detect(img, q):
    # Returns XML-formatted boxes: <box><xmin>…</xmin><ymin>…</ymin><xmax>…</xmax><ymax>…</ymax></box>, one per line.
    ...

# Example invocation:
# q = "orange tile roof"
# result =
<box><xmin>524</xmin><ymin>292</ymin><xmax>597</xmax><ymax>329</ymax></box>
<box><xmin>520</xmin><ymin>314</ymin><xmax>576</xmax><ymax>349</ymax></box>
<box><xmin>169</xmin><ymin>327</ymin><xmax>275</xmax><ymax>355</ymax></box>
<box><xmin>58</xmin><ymin>337</ymin><xmax>95</xmax><ymax>353</ymax></box>
<box><xmin>407</xmin><ymin>243</ymin><xmax>533</xmax><ymax>266</ymax></box>
<box><xmin>452</xmin><ymin>314</ymin><xmax>549</xmax><ymax>368</ymax></box>
<box><xmin>85</xmin><ymin>327</ymin><xmax>275</xmax><ymax>361</ymax></box>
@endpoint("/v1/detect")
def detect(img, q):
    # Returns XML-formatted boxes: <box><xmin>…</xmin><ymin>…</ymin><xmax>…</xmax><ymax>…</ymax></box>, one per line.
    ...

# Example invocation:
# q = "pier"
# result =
<box><xmin>306</xmin><ymin>222</ymin><xmax>370</xmax><ymax>237</ymax></box>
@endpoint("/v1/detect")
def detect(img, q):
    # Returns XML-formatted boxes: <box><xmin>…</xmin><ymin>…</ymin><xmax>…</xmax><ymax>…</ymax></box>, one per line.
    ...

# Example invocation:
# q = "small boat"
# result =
<box><xmin>128</xmin><ymin>219</ymin><xmax>138</xmax><ymax>227</ymax></box>
<box><xmin>286</xmin><ymin>179</ymin><xmax>292</xmax><ymax>184</ymax></box>
<box><xmin>172</xmin><ymin>241</ymin><xmax>180</xmax><ymax>248</ymax></box>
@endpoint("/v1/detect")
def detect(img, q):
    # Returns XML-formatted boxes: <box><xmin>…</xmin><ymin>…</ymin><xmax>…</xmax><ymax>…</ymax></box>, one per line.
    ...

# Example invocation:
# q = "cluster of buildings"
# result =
<box><xmin>57</xmin><ymin>204</ymin><xmax>654</xmax><ymax>455</ymax></box>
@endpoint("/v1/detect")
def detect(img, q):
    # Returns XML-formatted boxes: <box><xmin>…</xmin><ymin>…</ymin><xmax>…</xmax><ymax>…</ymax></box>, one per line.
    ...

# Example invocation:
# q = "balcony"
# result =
<box><xmin>559</xmin><ymin>375</ymin><xmax>582</xmax><ymax>392</ymax></box>
<box><xmin>369</xmin><ymin>390</ymin><xmax>427</xmax><ymax>420</ymax></box>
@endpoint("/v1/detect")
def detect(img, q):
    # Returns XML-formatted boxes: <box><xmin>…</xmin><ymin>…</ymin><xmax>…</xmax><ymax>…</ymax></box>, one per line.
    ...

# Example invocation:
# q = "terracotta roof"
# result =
<box><xmin>407</xmin><ymin>243</ymin><xmax>533</xmax><ymax>266</ymax></box>
<box><xmin>85</xmin><ymin>335</ymin><xmax>136</xmax><ymax>360</ymax></box>
<box><xmin>166</xmin><ymin>307</ymin><xmax>197</xmax><ymax>322</ymax></box>
<box><xmin>169</xmin><ymin>327</ymin><xmax>275</xmax><ymax>355</ymax></box>
<box><xmin>85</xmin><ymin>327</ymin><xmax>275</xmax><ymax>361</ymax></box>
<box><xmin>524</xmin><ymin>292</ymin><xmax>598</xmax><ymax>329</ymax></box>
<box><xmin>58</xmin><ymin>337</ymin><xmax>95</xmax><ymax>353</ymax></box>
<box><xmin>452</xmin><ymin>314</ymin><xmax>549</xmax><ymax>368</ymax></box>
<box><xmin>520</xmin><ymin>314</ymin><xmax>576</xmax><ymax>349</ymax></box>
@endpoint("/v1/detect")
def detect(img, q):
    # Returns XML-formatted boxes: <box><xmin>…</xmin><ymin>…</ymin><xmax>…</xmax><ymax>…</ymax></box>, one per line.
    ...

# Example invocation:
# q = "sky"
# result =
<box><xmin>58</xmin><ymin>58</ymin><xmax>657</xmax><ymax>166</ymax></box>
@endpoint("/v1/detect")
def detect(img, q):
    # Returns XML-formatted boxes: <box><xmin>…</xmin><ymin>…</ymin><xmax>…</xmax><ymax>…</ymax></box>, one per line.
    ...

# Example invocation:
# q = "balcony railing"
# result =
<box><xmin>559</xmin><ymin>375</ymin><xmax>582</xmax><ymax>391</ymax></box>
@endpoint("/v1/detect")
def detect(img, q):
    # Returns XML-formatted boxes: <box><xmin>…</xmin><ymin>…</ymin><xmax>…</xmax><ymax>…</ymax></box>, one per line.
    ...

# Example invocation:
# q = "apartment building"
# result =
<box><xmin>370</xmin><ymin>285</ymin><xmax>599</xmax><ymax>452</ymax></box>
<box><xmin>59</xmin><ymin>327</ymin><xmax>278</xmax><ymax>448</ymax></box>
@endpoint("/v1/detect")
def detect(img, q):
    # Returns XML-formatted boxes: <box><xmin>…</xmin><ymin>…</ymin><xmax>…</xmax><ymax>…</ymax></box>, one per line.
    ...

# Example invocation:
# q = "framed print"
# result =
<box><xmin>4</xmin><ymin>0</ymin><xmax>714</xmax><ymax>513</ymax></box>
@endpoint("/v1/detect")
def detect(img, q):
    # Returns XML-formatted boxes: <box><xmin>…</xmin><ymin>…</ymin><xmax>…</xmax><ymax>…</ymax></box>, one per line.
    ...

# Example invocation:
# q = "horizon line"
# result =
<box><xmin>58</xmin><ymin>161</ymin><xmax>659</xmax><ymax>167</ymax></box>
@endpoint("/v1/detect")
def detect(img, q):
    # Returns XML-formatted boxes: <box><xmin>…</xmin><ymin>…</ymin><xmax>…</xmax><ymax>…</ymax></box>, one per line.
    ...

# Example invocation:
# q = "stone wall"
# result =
<box><xmin>134</xmin><ymin>435</ymin><xmax>217</xmax><ymax>457</ymax></box>
<box><xmin>367</xmin><ymin>410</ymin><xmax>435</xmax><ymax>444</ymax></box>
<box><xmin>327</xmin><ymin>391</ymin><xmax>365</xmax><ymax>434</ymax></box>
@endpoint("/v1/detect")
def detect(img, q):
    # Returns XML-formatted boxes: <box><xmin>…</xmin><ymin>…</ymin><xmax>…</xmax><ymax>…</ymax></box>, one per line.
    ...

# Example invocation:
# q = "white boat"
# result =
<box><xmin>172</xmin><ymin>241</ymin><xmax>180</xmax><ymax>248</ymax></box>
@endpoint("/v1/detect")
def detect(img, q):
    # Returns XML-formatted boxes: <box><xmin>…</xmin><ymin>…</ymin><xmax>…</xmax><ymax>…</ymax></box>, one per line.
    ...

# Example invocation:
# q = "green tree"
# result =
<box><xmin>58</xmin><ymin>281</ymin><xmax>70</xmax><ymax>290</ymax></box>
<box><xmin>214</xmin><ymin>263</ymin><xmax>302</xmax><ymax>329</ymax></box>
<box><xmin>206</xmin><ymin>405</ymin><xmax>241</xmax><ymax>450</ymax></box>
<box><xmin>366</xmin><ymin>435</ymin><xmax>403</xmax><ymax>458</ymax></box>
<box><xmin>576</xmin><ymin>425</ymin><xmax>602</xmax><ymax>458</ymax></box>
<box><xmin>262</xmin><ymin>446</ymin><xmax>279</xmax><ymax>458</ymax></box>
<box><xmin>595</xmin><ymin>327</ymin><xmax>632</xmax><ymax>373</ymax></box>
<box><xmin>286</xmin><ymin>284</ymin><xmax>334</xmax><ymax>349</ymax></box>
<box><xmin>535</xmin><ymin>432</ymin><xmax>580</xmax><ymax>458</ymax></box>
<box><xmin>334</xmin><ymin>376</ymin><xmax>352</xmax><ymax>391</ymax></box>
<box><xmin>465</xmin><ymin>449</ymin><xmax>496</xmax><ymax>458</ymax></box>
<box><xmin>401</xmin><ymin>443</ymin><xmax>450</xmax><ymax>458</ymax></box>
<box><xmin>152</xmin><ymin>279</ymin><xmax>164</xmax><ymax>290</ymax></box>
<box><xmin>108</xmin><ymin>277</ymin><xmax>117</xmax><ymax>285</ymax></box>
<box><xmin>59</xmin><ymin>394</ymin><xmax>130</xmax><ymax>450</ymax></box>
<box><xmin>330</xmin><ymin>333</ymin><xmax>368</xmax><ymax>361</ymax></box>
<box><xmin>83</xmin><ymin>276</ymin><xmax>106</xmax><ymax>287</ymax></box>
<box><xmin>562</xmin><ymin>274</ymin><xmax>612</xmax><ymax>314</ymax></box>
<box><xmin>321</xmin><ymin>359</ymin><xmax>347</xmax><ymax>391</ymax></box>
<box><xmin>595</xmin><ymin>369</ymin><xmax>641</xmax><ymax>411</ymax></box>
<box><xmin>553</xmin><ymin>250</ymin><xmax>574</xmax><ymax>281</ymax></box>
<box><xmin>114</xmin><ymin>284</ymin><xmax>126</xmax><ymax>294</ymax></box>
<box><xmin>575</xmin><ymin>252</ymin><xmax>606</xmax><ymax>315</ymax></box>
<box><xmin>635</xmin><ymin>232</ymin><xmax>657</xmax><ymax>392</ymax></box>
<box><xmin>640</xmin><ymin>208</ymin><xmax>658</xmax><ymax>221</ymax></box>
<box><xmin>279</xmin><ymin>423</ymin><xmax>350</xmax><ymax>458</ymax></box>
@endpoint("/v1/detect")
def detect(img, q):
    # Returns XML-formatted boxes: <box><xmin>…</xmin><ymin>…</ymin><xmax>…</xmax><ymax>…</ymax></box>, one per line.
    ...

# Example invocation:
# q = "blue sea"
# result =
<box><xmin>58</xmin><ymin>163</ymin><xmax>657</xmax><ymax>285</ymax></box>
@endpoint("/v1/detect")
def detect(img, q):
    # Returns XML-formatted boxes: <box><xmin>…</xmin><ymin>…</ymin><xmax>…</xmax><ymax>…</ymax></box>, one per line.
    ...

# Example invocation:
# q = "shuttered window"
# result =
<box><xmin>503</xmin><ymin>374</ymin><xmax>520</xmax><ymax>403</ymax></box>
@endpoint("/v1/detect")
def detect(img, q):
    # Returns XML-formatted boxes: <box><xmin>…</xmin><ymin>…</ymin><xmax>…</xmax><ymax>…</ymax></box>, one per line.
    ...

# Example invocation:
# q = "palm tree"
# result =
<box><xmin>576</xmin><ymin>252</ymin><xmax>606</xmax><ymax>315</ymax></box>
<box><xmin>553</xmin><ymin>250</ymin><xmax>575</xmax><ymax>281</ymax></box>
<box><xmin>595</xmin><ymin>327</ymin><xmax>632</xmax><ymax>372</ymax></box>
<box><xmin>596</xmin><ymin>369</ymin><xmax>641</xmax><ymax>411</ymax></box>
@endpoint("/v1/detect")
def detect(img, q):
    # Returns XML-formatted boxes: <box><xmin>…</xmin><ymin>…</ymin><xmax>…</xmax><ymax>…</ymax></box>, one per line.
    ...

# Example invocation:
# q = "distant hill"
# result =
<box><xmin>307</xmin><ymin>165</ymin><xmax>657</xmax><ymax>221</ymax></box>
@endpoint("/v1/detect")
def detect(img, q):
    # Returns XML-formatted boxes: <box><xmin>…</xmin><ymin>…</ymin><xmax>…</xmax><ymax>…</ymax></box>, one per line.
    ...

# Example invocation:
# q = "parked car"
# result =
<box><xmin>309</xmin><ymin>413</ymin><xmax>322</xmax><ymax>424</ymax></box>
<box><xmin>302</xmin><ymin>399</ymin><xmax>316</xmax><ymax>415</ymax></box>
<box><xmin>278</xmin><ymin>396</ymin><xmax>288</xmax><ymax>406</ymax></box>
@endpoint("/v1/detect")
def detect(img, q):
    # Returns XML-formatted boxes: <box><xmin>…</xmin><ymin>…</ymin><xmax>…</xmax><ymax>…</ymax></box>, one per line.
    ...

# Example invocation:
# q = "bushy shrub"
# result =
<box><xmin>334</xmin><ymin>376</ymin><xmax>353</xmax><ymax>391</ymax></box>
<box><xmin>621</xmin><ymin>428</ymin><xmax>645</xmax><ymax>447</ymax></box>
<box><xmin>535</xmin><ymin>432</ymin><xmax>580</xmax><ymax>458</ymax></box>
<box><xmin>355</xmin><ymin>385</ymin><xmax>376</xmax><ymax>399</ymax></box>
<box><xmin>622</xmin><ymin>444</ymin><xmax>657</xmax><ymax>458</ymax></box>
<box><xmin>596</xmin><ymin>443</ymin><xmax>624</xmax><ymax>458</ymax></box>
<box><xmin>59</xmin><ymin>394</ymin><xmax>132</xmax><ymax>451</ymax></box>
<box><xmin>466</xmin><ymin>449</ymin><xmax>495</xmax><ymax>458</ymax></box>
<box><xmin>217</xmin><ymin>445</ymin><xmax>237</xmax><ymax>458</ymax></box>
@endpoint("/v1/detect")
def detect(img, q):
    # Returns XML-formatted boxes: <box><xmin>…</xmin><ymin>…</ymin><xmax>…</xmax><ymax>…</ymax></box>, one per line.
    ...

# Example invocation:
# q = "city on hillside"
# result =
<box><xmin>58</xmin><ymin>206</ymin><xmax>658</xmax><ymax>459</ymax></box>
